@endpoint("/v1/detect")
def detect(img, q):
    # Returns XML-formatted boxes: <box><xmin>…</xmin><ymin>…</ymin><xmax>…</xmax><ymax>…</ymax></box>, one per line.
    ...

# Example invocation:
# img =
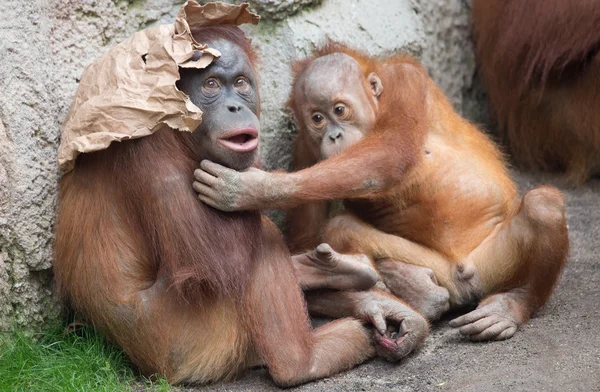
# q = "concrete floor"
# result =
<box><xmin>190</xmin><ymin>171</ymin><xmax>600</xmax><ymax>392</ymax></box>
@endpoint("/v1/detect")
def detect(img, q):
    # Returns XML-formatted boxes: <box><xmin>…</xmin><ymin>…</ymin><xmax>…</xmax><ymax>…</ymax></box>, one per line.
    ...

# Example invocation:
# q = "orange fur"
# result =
<box><xmin>472</xmin><ymin>0</ymin><xmax>600</xmax><ymax>184</ymax></box>
<box><xmin>285</xmin><ymin>43</ymin><xmax>569</xmax><ymax>340</ymax></box>
<box><xmin>54</xmin><ymin>27</ymin><xmax>376</xmax><ymax>386</ymax></box>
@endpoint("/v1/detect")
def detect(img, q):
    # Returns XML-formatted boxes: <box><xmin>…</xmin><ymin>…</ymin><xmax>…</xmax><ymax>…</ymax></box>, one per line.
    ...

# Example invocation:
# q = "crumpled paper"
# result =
<box><xmin>58</xmin><ymin>1</ymin><xmax>260</xmax><ymax>174</ymax></box>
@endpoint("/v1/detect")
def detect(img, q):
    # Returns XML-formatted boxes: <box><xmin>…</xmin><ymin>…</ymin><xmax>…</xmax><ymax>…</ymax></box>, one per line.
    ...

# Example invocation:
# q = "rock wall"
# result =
<box><xmin>414</xmin><ymin>0</ymin><xmax>486</xmax><ymax>123</ymax></box>
<box><xmin>0</xmin><ymin>0</ymin><xmax>183</xmax><ymax>331</ymax></box>
<box><xmin>0</xmin><ymin>0</ymin><xmax>482</xmax><ymax>330</ymax></box>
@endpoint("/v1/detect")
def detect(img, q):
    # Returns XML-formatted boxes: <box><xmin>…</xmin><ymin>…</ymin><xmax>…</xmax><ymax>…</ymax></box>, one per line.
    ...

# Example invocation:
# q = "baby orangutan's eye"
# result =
<box><xmin>312</xmin><ymin>113</ymin><xmax>324</xmax><ymax>124</ymax></box>
<box><xmin>334</xmin><ymin>105</ymin><xmax>345</xmax><ymax>116</ymax></box>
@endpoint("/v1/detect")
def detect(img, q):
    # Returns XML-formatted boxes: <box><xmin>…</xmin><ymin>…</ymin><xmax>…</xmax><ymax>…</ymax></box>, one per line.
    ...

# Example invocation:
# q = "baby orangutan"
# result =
<box><xmin>193</xmin><ymin>42</ymin><xmax>569</xmax><ymax>341</ymax></box>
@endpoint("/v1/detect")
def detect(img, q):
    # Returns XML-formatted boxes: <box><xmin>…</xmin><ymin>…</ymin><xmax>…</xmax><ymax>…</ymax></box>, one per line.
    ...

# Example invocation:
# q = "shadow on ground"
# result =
<box><xmin>189</xmin><ymin>171</ymin><xmax>600</xmax><ymax>392</ymax></box>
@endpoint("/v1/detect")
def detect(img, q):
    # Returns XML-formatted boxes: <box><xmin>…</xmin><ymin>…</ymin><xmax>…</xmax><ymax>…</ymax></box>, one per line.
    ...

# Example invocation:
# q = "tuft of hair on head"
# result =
<box><xmin>191</xmin><ymin>24</ymin><xmax>259</xmax><ymax>69</ymax></box>
<box><xmin>291</xmin><ymin>40</ymin><xmax>376</xmax><ymax>83</ymax></box>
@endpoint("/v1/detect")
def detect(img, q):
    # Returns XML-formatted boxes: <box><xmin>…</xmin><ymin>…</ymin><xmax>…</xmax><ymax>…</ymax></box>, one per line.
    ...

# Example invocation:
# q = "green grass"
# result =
<box><xmin>0</xmin><ymin>325</ymin><xmax>172</xmax><ymax>392</ymax></box>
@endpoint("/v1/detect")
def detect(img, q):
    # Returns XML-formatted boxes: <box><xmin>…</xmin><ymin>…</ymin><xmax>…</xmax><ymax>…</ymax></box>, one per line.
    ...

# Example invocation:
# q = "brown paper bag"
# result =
<box><xmin>58</xmin><ymin>1</ymin><xmax>260</xmax><ymax>174</ymax></box>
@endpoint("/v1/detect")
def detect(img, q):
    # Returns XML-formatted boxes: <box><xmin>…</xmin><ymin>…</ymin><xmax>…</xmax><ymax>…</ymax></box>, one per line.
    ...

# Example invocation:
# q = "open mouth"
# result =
<box><xmin>218</xmin><ymin>127</ymin><xmax>259</xmax><ymax>153</ymax></box>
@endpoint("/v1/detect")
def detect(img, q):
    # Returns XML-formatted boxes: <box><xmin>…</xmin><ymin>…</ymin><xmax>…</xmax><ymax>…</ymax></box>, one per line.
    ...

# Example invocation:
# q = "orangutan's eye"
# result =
<box><xmin>234</xmin><ymin>77</ymin><xmax>248</xmax><ymax>88</ymax></box>
<box><xmin>204</xmin><ymin>78</ymin><xmax>219</xmax><ymax>89</ymax></box>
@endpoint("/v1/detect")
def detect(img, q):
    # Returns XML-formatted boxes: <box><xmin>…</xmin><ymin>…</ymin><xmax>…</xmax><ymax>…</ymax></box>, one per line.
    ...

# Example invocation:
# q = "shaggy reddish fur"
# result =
<box><xmin>472</xmin><ymin>0</ymin><xmax>600</xmax><ymax>184</ymax></box>
<box><xmin>283</xmin><ymin>42</ymin><xmax>568</xmax><ymax>341</ymax></box>
<box><xmin>286</xmin><ymin>42</ymin><xmax>428</xmax><ymax>252</ymax></box>
<box><xmin>54</xmin><ymin>26</ymin><xmax>376</xmax><ymax>385</ymax></box>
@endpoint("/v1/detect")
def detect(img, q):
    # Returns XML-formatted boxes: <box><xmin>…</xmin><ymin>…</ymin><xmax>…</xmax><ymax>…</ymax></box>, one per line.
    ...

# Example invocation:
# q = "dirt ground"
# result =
<box><xmin>189</xmin><ymin>171</ymin><xmax>600</xmax><ymax>392</ymax></box>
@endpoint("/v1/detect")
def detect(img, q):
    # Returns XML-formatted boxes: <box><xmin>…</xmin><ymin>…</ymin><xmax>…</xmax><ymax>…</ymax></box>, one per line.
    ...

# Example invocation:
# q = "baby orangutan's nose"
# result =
<box><xmin>328</xmin><ymin>128</ymin><xmax>343</xmax><ymax>141</ymax></box>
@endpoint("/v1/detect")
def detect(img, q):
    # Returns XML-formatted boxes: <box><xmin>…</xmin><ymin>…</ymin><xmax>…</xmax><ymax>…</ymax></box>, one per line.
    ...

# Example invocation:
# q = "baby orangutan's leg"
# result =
<box><xmin>377</xmin><ymin>259</ymin><xmax>450</xmax><ymax>321</ymax></box>
<box><xmin>305</xmin><ymin>288</ymin><xmax>429</xmax><ymax>362</ymax></box>
<box><xmin>450</xmin><ymin>186</ymin><xmax>569</xmax><ymax>341</ymax></box>
<box><xmin>323</xmin><ymin>213</ymin><xmax>454</xmax><ymax>315</ymax></box>
<box><xmin>292</xmin><ymin>243</ymin><xmax>379</xmax><ymax>291</ymax></box>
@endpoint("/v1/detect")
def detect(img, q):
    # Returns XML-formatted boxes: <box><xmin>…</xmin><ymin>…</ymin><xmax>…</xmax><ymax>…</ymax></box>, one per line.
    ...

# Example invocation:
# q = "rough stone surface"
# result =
<box><xmin>230</xmin><ymin>0</ymin><xmax>323</xmax><ymax>20</ymax></box>
<box><xmin>0</xmin><ymin>0</ymin><xmax>181</xmax><ymax>331</ymax></box>
<box><xmin>189</xmin><ymin>173</ymin><xmax>600</xmax><ymax>392</ymax></box>
<box><xmin>414</xmin><ymin>0</ymin><xmax>487</xmax><ymax>124</ymax></box>
<box><xmin>0</xmin><ymin>0</ymin><xmax>482</xmax><ymax>330</ymax></box>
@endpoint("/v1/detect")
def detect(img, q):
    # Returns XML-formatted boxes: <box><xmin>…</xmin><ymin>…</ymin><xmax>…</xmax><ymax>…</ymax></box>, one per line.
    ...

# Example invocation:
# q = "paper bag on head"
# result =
<box><xmin>58</xmin><ymin>1</ymin><xmax>260</xmax><ymax>175</ymax></box>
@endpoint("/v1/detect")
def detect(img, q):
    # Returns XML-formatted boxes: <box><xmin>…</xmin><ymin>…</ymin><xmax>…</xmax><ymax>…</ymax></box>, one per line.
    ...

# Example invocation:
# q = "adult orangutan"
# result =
<box><xmin>472</xmin><ymin>0</ymin><xmax>600</xmax><ymax>185</ymax></box>
<box><xmin>193</xmin><ymin>42</ymin><xmax>570</xmax><ymax>341</ymax></box>
<box><xmin>54</xmin><ymin>28</ymin><xmax>428</xmax><ymax>386</ymax></box>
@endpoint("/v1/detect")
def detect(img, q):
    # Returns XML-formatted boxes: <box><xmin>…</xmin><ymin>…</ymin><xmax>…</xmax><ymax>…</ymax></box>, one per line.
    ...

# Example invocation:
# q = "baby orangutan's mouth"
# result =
<box><xmin>218</xmin><ymin>127</ymin><xmax>259</xmax><ymax>153</ymax></box>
